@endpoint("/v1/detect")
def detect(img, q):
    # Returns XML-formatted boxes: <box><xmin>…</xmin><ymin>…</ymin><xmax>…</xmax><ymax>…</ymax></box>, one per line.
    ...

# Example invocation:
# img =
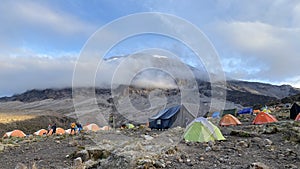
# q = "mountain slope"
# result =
<box><xmin>0</xmin><ymin>80</ymin><xmax>299</xmax><ymax>107</ymax></box>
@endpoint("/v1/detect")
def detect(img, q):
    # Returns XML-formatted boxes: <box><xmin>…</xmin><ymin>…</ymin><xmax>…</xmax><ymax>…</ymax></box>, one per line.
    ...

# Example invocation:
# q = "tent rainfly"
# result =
<box><xmin>184</xmin><ymin>117</ymin><xmax>225</xmax><ymax>142</ymax></box>
<box><xmin>219</xmin><ymin>114</ymin><xmax>242</xmax><ymax>126</ymax></box>
<box><xmin>148</xmin><ymin>105</ymin><xmax>195</xmax><ymax>129</ymax></box>
<box><xmin>290</xmin><ymin>103</ymin><xmax>300</xmax><ymax>120</ymax></box>
<box><xmin>252</xmin><ymin>112</ymin><xmax>278</xmax><ymax>125</ymax></box>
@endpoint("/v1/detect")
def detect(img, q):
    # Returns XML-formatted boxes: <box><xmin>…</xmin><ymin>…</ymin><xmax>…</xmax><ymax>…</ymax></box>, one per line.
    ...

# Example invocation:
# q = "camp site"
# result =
<box><xmin>0</xmin><ymin>97</ymin><xmax>300</xmax><ymax>169</ymax></box>
<box><xmin>1</xmin><ymin>1</ymin><xmax>300</xmax><ymax>169</ymax></box>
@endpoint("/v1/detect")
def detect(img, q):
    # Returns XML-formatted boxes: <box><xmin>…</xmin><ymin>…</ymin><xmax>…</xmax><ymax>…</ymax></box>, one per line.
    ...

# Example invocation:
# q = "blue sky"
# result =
<box><xmin>0</xmin><ymin>0</ymin><xmax>300</xmax><ymax>96</ymax></box>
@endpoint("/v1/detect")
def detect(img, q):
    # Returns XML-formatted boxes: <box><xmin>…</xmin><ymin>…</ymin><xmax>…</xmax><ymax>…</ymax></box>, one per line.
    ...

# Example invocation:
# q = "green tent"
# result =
<box><xmin>183</xmin><ymin>117</ymin><xmax>225</xmax><ymax>142</ymax></box>
<box><xmin>126</xmin><ymin>123</ymin><xmax>135</xmax><ymax>129</ymax></box>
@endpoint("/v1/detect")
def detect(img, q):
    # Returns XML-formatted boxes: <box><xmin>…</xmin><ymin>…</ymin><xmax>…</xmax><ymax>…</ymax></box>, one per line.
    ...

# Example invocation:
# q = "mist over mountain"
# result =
<box><xmin>0</xmin><ymin>54</ymin><xmax>299</xmax><ymax>118</ymax></box>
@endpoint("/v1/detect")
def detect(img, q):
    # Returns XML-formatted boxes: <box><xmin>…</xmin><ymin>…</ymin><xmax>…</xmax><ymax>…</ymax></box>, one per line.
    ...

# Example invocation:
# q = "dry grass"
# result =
<box><xmin>0</xmin><ymin>113</ymin><xmax>37</xmax><ymax>124</ymax></box>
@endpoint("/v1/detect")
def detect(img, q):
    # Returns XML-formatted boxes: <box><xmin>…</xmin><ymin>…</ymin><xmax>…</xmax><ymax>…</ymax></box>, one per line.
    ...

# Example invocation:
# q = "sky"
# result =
<box><xmin>0</xmin><ymin>0</ymin><xmax>300</xmax><ymax>96</ymax></box>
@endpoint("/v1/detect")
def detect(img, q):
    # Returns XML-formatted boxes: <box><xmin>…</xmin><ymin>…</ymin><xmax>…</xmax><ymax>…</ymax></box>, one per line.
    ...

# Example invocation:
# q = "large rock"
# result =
<box><xmin>75</xmin><ymin>150</ymin><xmax>90</xmax><ymax>162</ymax></box>
<box><xmin>84</xmin><ymin>159</ymin><xmax>101</xmax><ymax>169</ymax></box>
<box><xmin>230</xmin><ymin>130</ymin><xmax>257</xmax><ymax>137</ymax></box>
<box><xmin>15</xmin><ymin>163</ymin><xmax>28</xmax><ymax>169</ymax></box>
<box><xmin>249</xmin><ymin>162</ymin><xmax>270</xmax><ymax>169</ymax></box>
<box><xmin>0</xmin><ymin>143</ymin><xmax>4</xmax><ymax>152</ymax></box>
<box><xmin>73</xmin><ymin>157</ymin><xmax>85</xmax><ymax>169</ymax></box>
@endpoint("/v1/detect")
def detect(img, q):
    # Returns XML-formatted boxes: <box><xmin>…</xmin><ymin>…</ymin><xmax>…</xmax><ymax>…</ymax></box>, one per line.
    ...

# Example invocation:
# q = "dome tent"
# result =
<box><xmin>184</xmin><ymin>117</ymin><xmax>225</xmax><ymax>143</ymax></box>
<box><xmin>47</xmin><ymin>127</ymin><xmax>65</xmax><ymax>135</ymax></box>
<box><xmin>290</xmin><ymin>103</ymin><xmax>300</xmax><ymax>120</ymax></box>
<box><xmin>149</xmin><ymin>105</ymin><xmax>195</xmax><ymax>129</ymax></box>
<box><xmin>295</xmin><ymin>113</ymin><xmax>300</xmax><ymax>121</ymax></box>
<box><xmin>3</xmin><ymin>130</ymin><xmax>26</xmax><ymax>138</ymax></box>
<box><xmin>34</xmin><ymin>129</ymin><xmax>48</xmax><ymax>136</ymax></box>
<box><xmin>219</xmin><ymin>114</ymin><xmax>242</xmax><ymax>126</ymax></box>
<box><xmin>83</xmin><ymin>123</ymin><xmax>101</xmax><ymax>132</ymax></box>
<box><xmin>252</xmin><ymin>112</ymin><xmax>277</xmax><ymax>125</ymax></box>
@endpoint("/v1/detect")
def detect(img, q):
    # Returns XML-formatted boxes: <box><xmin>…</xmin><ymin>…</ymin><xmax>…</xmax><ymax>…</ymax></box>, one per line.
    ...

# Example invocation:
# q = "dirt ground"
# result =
<box><xmin>0</xmin><ymin>112</ymin><xmax>299</xmax><ymax>169</ymax></box>
<box><xmin>0</xmin><ymin>134</ymin><xmax>95</xmax><ymax>169</ymax></box>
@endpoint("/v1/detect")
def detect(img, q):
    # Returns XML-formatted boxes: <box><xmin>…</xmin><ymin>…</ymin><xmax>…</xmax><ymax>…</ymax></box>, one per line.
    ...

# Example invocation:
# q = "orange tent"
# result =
<box><xmin>295</xmin><ymin>113</ymin><xmax>300</xmax><ymax>121</ymax></box>
<box><xmin>3</xmin><ymin>130</ymin><xmax>26</xmax><ymax>138</ymax></box>
<box><xmin>83</xmin><ymin>123</ymin><xmax>100</xmax><ymax>132</ymax></box>
<box><xmin>253</xmin><ymin>109</ymin><xmax>261</xmax><ymax>114</ymax></box>
<box><xmin>65</xmin><ymin>128</ymin><xmax>77</xmax><ymax>135</ymax></box>
<box><xmin>219</xmin><ymin>114</ymin><xmax>242</xmax><ymax>126</ymax></box>
<box><xmin>34</xmin><ymin>129</ymin><xmax>48</xmax><ymax>136</ymax></box>
<box><xmin>100</xmin><ymin>126</ymin><xmax>111</xmax><ymax>131</ymax></box>
<box><xmin>252</xmin><ymin>112</ymin><xmax>278</xmax><ymax>125</ymax></box>
<box><xmin>47</xmin><ymin>127</ymin><xmax>66</xmax><ymax>135</ymax></box>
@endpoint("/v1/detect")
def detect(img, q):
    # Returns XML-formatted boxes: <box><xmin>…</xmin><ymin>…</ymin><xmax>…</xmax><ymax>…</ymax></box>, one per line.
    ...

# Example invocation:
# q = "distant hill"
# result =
<box><xmin>2</xmin><ymin>54</ymin><xmax>299</xmax><ymax>107</ymax></box>
<box><xmin>0</xmin><ymin>80</ymin><xmax>299</xmax><ymax>107</ymax></box>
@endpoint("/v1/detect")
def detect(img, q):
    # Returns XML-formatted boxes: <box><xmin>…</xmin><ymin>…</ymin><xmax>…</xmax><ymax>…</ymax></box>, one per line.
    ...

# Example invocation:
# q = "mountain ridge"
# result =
<box><xmin>0</xmin><ymin>80</ymin><xmax>299</xmax><ymax>107</ymax></box>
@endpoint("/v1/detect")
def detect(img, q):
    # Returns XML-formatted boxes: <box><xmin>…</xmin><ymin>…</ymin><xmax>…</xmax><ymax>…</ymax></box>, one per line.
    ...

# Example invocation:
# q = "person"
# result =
<box><xmin>121</xmin><ymin>124</ymin><xmax>126</xmax><ymax>129</ymax></box>
<box><xmin>109</xmin><ymin>114</ymin><xmax>114</xmax><ymax>124</ymax></box>
<box><xmin>51</xmin><ymin>123</ymin><xmax>57</xmax><ymax>135</ymax></box>
<box><xmin>70</xmin><ymin>122</ymin><xmax>76</xmax><ymax>135</ymax></box>
<box><xmin>47</xmin><ymin>124</ymin><xmax>51</xmax><ymax>134</ymax></box>
<box><xmin>76</xmin><ymin>122</ymin><xmax>83</xmax><ymax>133</ymax></box>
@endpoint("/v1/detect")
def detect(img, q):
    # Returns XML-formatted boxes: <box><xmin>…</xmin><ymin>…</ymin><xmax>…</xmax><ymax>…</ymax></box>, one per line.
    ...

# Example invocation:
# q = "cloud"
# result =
<box><xmin>0</xmin><ymin>1</ymin><xmax>95</xmax><ymax>36</ymax></box>
<box><xmin>0</xmin><ymin>51</ymin><xmax>200</xmax><ymax>96</ymax></box>
<box><xmin>211</xmin><ymin>21</ymin><xmax>300</xmax><ymax>87</ymax></box>
<box><xmin>293</xmin><ymin>3</ymin><xmax>300</xmax><ymax>27</ymax></box>
<box><xmin>0</xmin><ymin>1</ymin><xmax>97</xmax><ymax>56</ymax></box>
<box><xmin>0</xmin><ymin>55</ymin><xmax>76</xmax><ymax>96</ymax></box>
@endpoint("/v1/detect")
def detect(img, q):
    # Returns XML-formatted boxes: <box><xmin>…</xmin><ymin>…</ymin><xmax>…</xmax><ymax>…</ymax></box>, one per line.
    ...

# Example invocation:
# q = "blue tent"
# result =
<box><xmin>212</xmin><ymin>112</ymin><xmax>220</xmax><ymax>118</ymax></box>
<box><xmin>237</xmin><ymin>108</ymin><xmax>253</xmax><ymax>115</ymax></box>
<box><xmin>149</xmin><ymin>105</ymin><xmax>195</xmax><ymax>129</ymax></box>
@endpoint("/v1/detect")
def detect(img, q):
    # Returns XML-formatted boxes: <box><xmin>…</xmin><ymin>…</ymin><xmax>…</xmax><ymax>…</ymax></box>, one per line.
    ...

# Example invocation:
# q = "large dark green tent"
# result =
<box><xmin>290</xmin><ymin>103</ymin><xmax>300</xmax><ymax>120</ymax></box>
<box><xmin>149</xmin><ymin>105</ymin><xmax>195</xmax><ymax>129</ymax></box>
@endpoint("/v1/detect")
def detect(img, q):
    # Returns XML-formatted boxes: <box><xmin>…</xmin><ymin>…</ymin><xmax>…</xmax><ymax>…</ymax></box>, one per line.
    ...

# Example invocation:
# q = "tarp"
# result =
<box><xmin>149</xmin><ymin>105</ymin><xmax>195</xmax><ymax>129</ymax></box>
<box><xmin>237</xmin><ymin>108</ymin><xmax>253</xmax><ymax>115</ymax></box>
<box><xmin>184</xmin><ymin>117</ymin><xmax>225</xmax><ymax>142</ymax></box>
<box><xmin>252</xmin><ymin>112</ymin><xmax>278</xmax><ymax>125</ymax></box>
<box><xmin>219</xmin><ymin>114</ymin><xmax>242</xmax><ymax>126</ymax></box>
<box><xmin>290</xmin><ymin>103</ymin><xmax>300</xmax><ymax>120</ymax></box>
<box><xmin>212</xmin><ymin>112</ymin><xmax>220</xmax><ymax>118</ymax></box>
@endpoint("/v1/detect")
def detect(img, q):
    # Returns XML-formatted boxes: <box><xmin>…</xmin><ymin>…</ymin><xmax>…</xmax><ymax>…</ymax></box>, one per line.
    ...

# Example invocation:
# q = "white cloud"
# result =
<box><xmin>1</xmin><ymin>1</ymin><xmax>95</xmax><ymax>35</ymax></box>
<box><xmin>0</xmin><ymin>55</ymin><xmax>76</xmax><ymax>96</ymax></box>
<box><xmin>293</xmin><ymin>3</ymin><xmax>300</xmax><ymax>27</ymax></box>
<box><xmin>212</xmin><ymin>21</ymin><xmax>300</xmax><ymax>87</ymax></box>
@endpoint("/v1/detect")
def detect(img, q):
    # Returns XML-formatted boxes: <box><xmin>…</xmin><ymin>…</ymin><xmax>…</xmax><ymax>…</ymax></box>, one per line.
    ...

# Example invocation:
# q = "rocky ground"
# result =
<box><xmin>0</xmin><ymin>115</ymin><xmax>299</xmax><ymax>169</ymax></box>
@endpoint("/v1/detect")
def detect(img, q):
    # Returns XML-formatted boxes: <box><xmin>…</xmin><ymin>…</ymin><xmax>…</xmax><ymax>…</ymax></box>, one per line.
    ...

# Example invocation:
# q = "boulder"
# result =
<box><xmin>230</xmin><ymin>130</ymin><xmax>257</xmax><ymax>137</ymax></box>
<box><xmin>84</xmin><ymin>159</ymin><xmax>101</xmax><ymax>169</ymax></box>
<box><xmin>15</xmin><ymin>163</ymin><xmax>28</xmax><ymax>169</ymax></box>
<box><xmin>249</xmin><ymin>162</ymin><xmax>270</xmax><ymax>169</ymax></box>
<box><xmin>86</xmin><ymin>147</ymin><xmax>111</xmax><ymax>160</ymax></box>
<box><xmin>0</xmin><ymin>144</ymin><xmax>4</xmax><ymax>152</ymax></box>
<box><xmin>75</xmin><ymin>150</ymin><xmax>90</xmax><ymax>162</ymax></box>
<box><xmin>73</xmin><ymin>157</ymin><xmax>85</xmax><ymax>169</ymax></box>
<box><xmin>154</xmin><ymin>160</ymin><xmax>166</xmax><ymax>168</ymax></box>
<box><xmin>143</xmin><ymin>135</ymin><xmax>154</xmax><ymax>141</ymax></box>
<box><xmin>264</xmin><ymin>139</ymin><xmax>272</xmax><ymax>146</ymax></box>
